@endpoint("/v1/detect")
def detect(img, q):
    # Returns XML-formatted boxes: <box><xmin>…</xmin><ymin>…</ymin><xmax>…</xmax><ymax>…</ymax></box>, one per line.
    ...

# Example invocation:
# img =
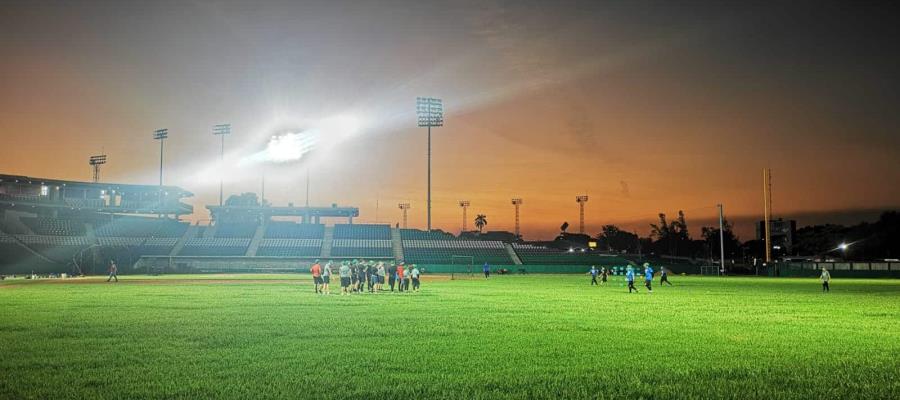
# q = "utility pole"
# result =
<box><xmin>763</xmin><ymin>168</ymin><xmax>772</xmax><ymax>263</ymax></box>
<box><xmin>153</xmin><ymin>129</ymin><xmax>168</xmax><ymax>217</ymax></box>
<box><xmin>718</xmin><ymin>203</ymin><xmax>726</xmax><ymax>275</ymax></box>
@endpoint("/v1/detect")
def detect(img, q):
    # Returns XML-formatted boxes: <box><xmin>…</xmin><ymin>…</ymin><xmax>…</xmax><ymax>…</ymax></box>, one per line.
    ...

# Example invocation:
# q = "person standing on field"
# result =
<box><xmin>376</xmin><ymin>262</ymin><xmax>386</xmax><ymax>292</ymax></box>
<box><xmin>589</xmin><ymin>266</ymin><xmax>599</xmax><ymax>286</ymax></box>
<box><xmin>402</xmin><ymin>265</ymin><xmax>412</xmax><ymax>292</ymax></box>
<box><xmin>643</xmin><ymin>263</ymin><xmax>654</xmax><ymax>293</ymax></box>
<box><xmin>397</xmin><ymin>263</ymin><xmax>405</xmax><ymax>292</ymax></box>
<box><xmin>626</xmin><ymin>267</ymin><xmax>638</xmax><ymax>293</ymax></box>
<box><xmin>321</xmin><ymin>261</ymin><xmax>332</xmax><ymax>295</ymax></box>
<box><xmin>411</xmin><ymin>264</ymin><xmax>421</xmax><ymax>292</ymax></box>
<box><xmin>820</xmin><ymin>267</ymin><xmax>831</xmax><ymax>292</ymax></box>
<box><xmin>339</xmin><ymin>262</ymin><xmax>351</xmax><ymax>295</ymax></box>
<box><xmin>660</xmin><ymin>267</ymin><xmax>672</xmax><ymax>286</ymax></box>
<box><xmin>310</xmin><ymin>260</ymin><xmax>323</xmax><ymax>294</ymax></box>
<box><xmin>388</xmin><ymin>262</ymin><xmax>398</xmax><ymax>292</ymax></box>
<box><xmin>483</xmin><ymin>262</ymin><xmax>491</xmax><ymax>278</ymax></box>
<box><xmin>600</xmin><ymin>267</ymin><xmax>608</xmax><ymax>285</ymax></box>
<box><xmin>106</xmin><ymin>260</ymin><xmax>118</xmax><ymax>283</ymax></box>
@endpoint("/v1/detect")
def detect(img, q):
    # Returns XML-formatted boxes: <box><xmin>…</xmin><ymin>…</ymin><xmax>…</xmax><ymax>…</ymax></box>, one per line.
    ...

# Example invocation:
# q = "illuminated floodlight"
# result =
<box><xmin>417</xmin><ymin>97</ymin><xmax>443</xmax><ymax>231</ymax></box>
<box><xmin>838</xmin><ymin>242</ymin><xmax>849</xmax><ymax>251</ymax></box>
<box><xmin>265</xmin><ymin>132</ymin><xmax>317</xmax><ymax>163</ymax></box>
<box><xmin>88</xmin><ymin>154</ymin><xmax>107</xmax><ymax>183</ymax></box>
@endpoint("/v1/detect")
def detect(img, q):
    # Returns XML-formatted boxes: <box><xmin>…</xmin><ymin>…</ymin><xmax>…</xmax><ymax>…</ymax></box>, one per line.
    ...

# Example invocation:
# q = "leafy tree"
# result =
<box><xmin>597</xmin><ymin>225</ymin><xmax>639</xmax><ymax>253</ymax></box>
<box><xmin>474</xmin><ymin>214</ymin><xmax>487</xmax><ymax>233</ymax></box>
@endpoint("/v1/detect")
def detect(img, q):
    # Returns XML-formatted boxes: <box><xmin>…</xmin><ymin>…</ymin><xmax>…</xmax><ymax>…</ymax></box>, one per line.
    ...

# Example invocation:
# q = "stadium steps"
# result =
<box><xmin>170</xmin><ymin>225</ymin><xmax>199</xmax><ymax>256</ymax></box>
<box><xmin>320</xmin><ymin>226</ymin><xmax>334</xmax><ymax>258</ymax></box>
<box><xmin>505</xmin><ymin>243</ymin><xmax>523</xmax><ymax>265</ymax></box>
<box><xmin>391</xmin><ymin>228</ymin><xmax>404</xmax><ymax>262</ymax></box>
<box><xmin>245</xmin><ymin>223</ymin><xmax>266</xmax><ymax>257</ymax></box>
<box><xmin>2</xmin><ymin>212</ymin><xmax>34</xmax><ymax>235</ymax></box>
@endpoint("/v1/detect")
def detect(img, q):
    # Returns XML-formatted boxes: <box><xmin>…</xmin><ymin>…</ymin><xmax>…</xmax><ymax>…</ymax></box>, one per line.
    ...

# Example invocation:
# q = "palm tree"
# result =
<box><xmin>474</xmin><ymin>214</ymin><xmax>487</xmax><ymax>233</ymax></box>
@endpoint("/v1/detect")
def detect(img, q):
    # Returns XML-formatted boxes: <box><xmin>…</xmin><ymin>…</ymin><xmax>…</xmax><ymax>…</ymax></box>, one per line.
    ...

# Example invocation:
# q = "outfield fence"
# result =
<box><xmin>777</xmin><ymin>262</ymin><xmax>900</xmax><ymax>278</ymax></box>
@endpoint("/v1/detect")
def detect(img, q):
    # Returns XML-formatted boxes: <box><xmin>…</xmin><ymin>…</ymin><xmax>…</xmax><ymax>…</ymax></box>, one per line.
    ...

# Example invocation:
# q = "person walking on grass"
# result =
<box><xmin>321</xmin><ymin>261</ymin><xmax>332</xmax><ymax>295</ymax></box>
<box><xmin>311</xmin><ymin>260</ymin><xmax>323</xmax><ymax>294</ymax></box>
<box><xmin>402</xmin><ymin>265</ymin><xmax>412</xmax><ymax>292</ymax></box>
<box><xmin>589</xmin><ymin>266</ymin><xmax>599</xmax><ymax>286</ymax></box>
<box><xmin>397</xmin><ymin>263</ymin><xmax>406</xmax><ymax>292</ymax></box>
<box><xmin>411</xmin><ymin>264</ymin><xmax>421</xmax><ymax>292</ymax></box>
<box><xmin>339</xmin><ymin>262</ymin><xmax>352</xmax><ymax>295</ymax></box>
<box><xmin>820</xmin><ymin>267</ymin><xmax>831</xmax><ymax>292</ymax></box>
<box><xmin>388</xmin><ymin>262</ymin><xmax>398</xmax><ymax>292</ymax></box>
<box><xmin>643</xmin><ymin>263</ymin><xmax>654</xmax><ymax>293</ymax></box>
<box><xmin>483</xmin><ymin>262</ymin><xmax>491</xmax><ymax>278</ymax></box>
<box><xmin>600</xmin><ymin>267</ymin><xmax>608</xmax><ymax>285</ymax></box>
<box><xmin>626</xmin><ymin>267</ymin><xmax>638</xmax><ymax>293</ymax></box>
<box><xmin>660</xmin><ymin>267</ymin><xmax>672</xmax><ymax>286</ymax></box>
<box><xmin>106</xmin><ymin>260</ymin><xmax>118</xmax><ymax>283</ymax></box>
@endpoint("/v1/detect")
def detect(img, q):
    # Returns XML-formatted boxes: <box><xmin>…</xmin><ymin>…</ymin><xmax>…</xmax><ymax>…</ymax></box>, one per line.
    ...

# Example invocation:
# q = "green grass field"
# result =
<box><xmin>1</xmin><ymin>274</ymin><xmax>898</xmax><ymax>399</ymax></box>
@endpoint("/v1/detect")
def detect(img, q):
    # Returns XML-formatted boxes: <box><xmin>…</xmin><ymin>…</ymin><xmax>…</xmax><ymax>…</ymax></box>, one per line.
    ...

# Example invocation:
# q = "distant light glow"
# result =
<box><xmin>265</xmin><ymin>132</ymin><xmax>317</xmax><ymax>163</ymax></box>
<box><xmin>838</xmin><ymin>242</ymin><xmax>849</xmax><ymax>251</ymax></box>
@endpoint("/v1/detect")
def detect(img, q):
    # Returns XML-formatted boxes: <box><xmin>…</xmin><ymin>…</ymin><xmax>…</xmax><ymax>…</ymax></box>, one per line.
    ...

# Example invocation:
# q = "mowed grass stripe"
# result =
<box><xmin>1</xmin><ymin>275</ymin><xmax>898</xmax><ymax>399</ymax></box>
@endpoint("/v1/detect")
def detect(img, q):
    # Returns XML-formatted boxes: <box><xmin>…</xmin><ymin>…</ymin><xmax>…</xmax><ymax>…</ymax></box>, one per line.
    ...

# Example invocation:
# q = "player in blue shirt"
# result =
<box><xmin>643</xmin><ymin>263</ymin><xmax>654</xmax><ymax>293</ymax></box>
<box><xmin>589</xmin><ymin>266</ymin><xmax>599</xmax><ymax>286</ymax></box>
<box><xmin>626</xmin><ymin>267</ymin><xmax>638</xmax><ymax>293</ymax></box>
<box><xmin>483</xmin><ymin>262</ymin><xmax>490</xmax><ymax>278</ymax></box>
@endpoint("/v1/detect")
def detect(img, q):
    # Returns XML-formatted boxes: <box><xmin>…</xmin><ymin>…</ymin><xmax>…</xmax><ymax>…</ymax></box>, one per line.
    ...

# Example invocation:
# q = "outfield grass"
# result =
<box><xmin>1</xmin><ymin>274</ymin><xmax>898</xmax><ymax>399</ymax></box>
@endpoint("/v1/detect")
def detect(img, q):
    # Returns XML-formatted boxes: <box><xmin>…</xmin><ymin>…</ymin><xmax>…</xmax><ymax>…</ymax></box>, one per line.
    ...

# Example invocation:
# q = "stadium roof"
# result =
<box><xmin>0</xmin><ymin>174</ymin><xmax>193</xmax><ymax>197</ymax></box>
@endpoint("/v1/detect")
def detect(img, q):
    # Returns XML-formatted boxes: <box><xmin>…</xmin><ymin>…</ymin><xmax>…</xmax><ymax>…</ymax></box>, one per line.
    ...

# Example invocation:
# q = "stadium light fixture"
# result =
<box><xmin>398</xmin><ymin>203</ymin><xmax>411</xmax><ymax>229</ymax></box>
<box><xmin>838</xmin><ymin>242</ymin><xmax>849</xmax><ymax>251</ymax></box>
<box><xmin>213</xmin><ymin>124</ymin><xmax>231</xmax><ymax>206</ymax></box>
<box><xmin>576</xmin><ymin>195</ymin><xmax>589</xmax><ymax>234</ymax></box>
<box><xmin>459</xmin><ymin>200</ymin><xmax>470</xmax><ymax>232</ymax></box>
<box><xmin>511</xmin><ymin>198</ymin><xmax>523</xmax><ymax>238</ymax></box>
<box><xmin>153</xmin><ymin>128</ymin><xmax>168</xmax><ymax>216</ymax></box>
<box><xmin>417</xmin><ymin>97</ymin><xmax>443</xmax><ymax>231</ymax></box>
<box><xmin>88</xmin><ymin>154</ymin><xmax>107</xmax><ymax>183</ymax></box>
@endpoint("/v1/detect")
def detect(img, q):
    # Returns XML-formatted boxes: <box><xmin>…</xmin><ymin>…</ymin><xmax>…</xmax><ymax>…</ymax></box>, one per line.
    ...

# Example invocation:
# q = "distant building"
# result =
<box><xmin>756</xmin><ymin>218</ymin><xmax>797</xmax><ymax>255</ymax></box>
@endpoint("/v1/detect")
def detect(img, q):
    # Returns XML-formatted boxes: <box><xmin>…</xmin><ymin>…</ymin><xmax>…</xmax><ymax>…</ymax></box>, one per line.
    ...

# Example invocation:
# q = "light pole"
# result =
<box><xmin>212</xmin><ymin>124</ymin><xmax>231</xmax><ymax>206</ymax></box>
<box><xmin>576</xmin><ymin>195</ymin><xmax>589</xmax><ymax>234</ymax></box>
<box><xmin>153</xmin><ymin>129</ymin><xmax>168</xmax><ymax>213</ymax></box>
<box><xmin>398</xmin><ymin>203</ymin><xmax>411</xmax><ymax>229</ymax></box>
<box><xmin>458</xmin><ymin>200</ymin><xmax>470</xmax><ymax>233</ymax></box>
<box><xmin>718</xmin><ymin>203</ymin><xmax>726</xmax><ymax>275</ymax></box>
<box><xmin>511</xmin><ymin>198</ymin><xmax>523</xmax><ymax>238</ymax></box>
<box><xmin>89</xmin><ymin>154</ymin><xmax>107</xmax><ymax>183</ymax></box>
<box><xmin>417</xmin><ymin>97</ymin><xmax>443</xmax><ymax>231</ymax></box>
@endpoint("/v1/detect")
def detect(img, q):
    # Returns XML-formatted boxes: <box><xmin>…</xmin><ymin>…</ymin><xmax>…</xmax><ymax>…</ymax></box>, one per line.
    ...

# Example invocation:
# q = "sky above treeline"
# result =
<box><xmin>1</xmin><ymin>0</ymin><xmax>898</xmax><ymax>240</ymax></box>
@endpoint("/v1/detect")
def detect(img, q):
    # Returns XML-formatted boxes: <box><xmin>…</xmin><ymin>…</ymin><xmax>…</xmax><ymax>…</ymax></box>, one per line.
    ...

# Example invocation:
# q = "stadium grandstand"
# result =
<box><xmin>0</xmin><ymin>173</ymin><xmax>647</xmax><ymax>276</ymax></box>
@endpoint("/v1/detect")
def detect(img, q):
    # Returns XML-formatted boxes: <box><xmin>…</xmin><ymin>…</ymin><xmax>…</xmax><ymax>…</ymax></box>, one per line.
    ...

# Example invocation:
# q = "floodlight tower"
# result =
<box><xmin>88</xmin><ymin>154</ymin><xmax>107</xmax><ymax>183</ymax></box>
<box><xmin>398</xmin><ymin>203</ymin><xmax>411</xmax><ymax>229</ymax></box>
<box><xmin>212</xmin><ymin>124</ymin><xmax>231</xmax><ymax>206</ymax></box>
<box><xmin>576</xmin><ymin>195</ymin><xmax>589</xmax><ymax>234</ymax></box>
<box><xmin>153</xmin><ymin>128</ymin><xmax>168</xmax><ymax>211</ymax></box>
<box><xmin>511</xmin><ymin>198</ymin><xmax>523</xmax><ymax>238</ymax></box>
<box><xmin>458</xmin><ymin>200</ymin><xmax>470</xmax><ymax>232</ymax></box>
<box><xmin>417</xmin><ymin>97</ymin><xmax>443</xmax><ymax>231</ymax></box>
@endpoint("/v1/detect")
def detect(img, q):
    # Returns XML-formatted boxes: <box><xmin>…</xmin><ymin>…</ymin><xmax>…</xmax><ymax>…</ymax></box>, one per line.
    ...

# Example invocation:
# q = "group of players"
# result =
<box><xmin>309</xmin><ymin>259</ymin><xmax>421</xmax><ymax>295</ymax></box>
<box><xmin>588</xmin><ymin>263</ymin><xmax>672</xmax><ymax>293</ymax></box>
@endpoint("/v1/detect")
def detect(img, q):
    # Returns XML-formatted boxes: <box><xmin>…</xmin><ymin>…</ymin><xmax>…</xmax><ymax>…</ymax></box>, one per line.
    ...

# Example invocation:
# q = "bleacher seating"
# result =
<box><xmin>402</xmin><ymin>240</ymin><xmax>513</xmax><ymax>265</ymax></box>
<box><xmin>64</xmin><ymin>198</ymin><xmax>105</xmax><ymax>208</ymax></box>
<box><xmin>331</xmin><ymin>239</ymin><xmax>392</xmax><ymax>257</ymax></box>
<box><xmin>334</xmin><ymin>224</ymin><xmax>390</xmax><ymax>240</ymax></box>
<box><xmin>214</xmin><ymin>222</ymin><xmax>259</xmax><ymax>238</ymax></box>
<box><xmin>14</xmin><ymin>234</ymin><xmax>91</xmax><ymax>263</ymax></box>
<box><xmin>95</xmin><ymin>218</ymin><xmax>188</xmax><ymax>237</ymax></box>
<box><xmin>179</xmin><ymin>238</ymin><xmax>250</xmax><ymax>256</ymax></box>
<box><xmin>512</xmin><ymin>244</ymin><xmax>623</xmax><ymax>265</ymax></box>
<box><xmin>264</xmin><ymin>222</ymin><xmax>324</xmax><ymax>239</ymax></box>
<box><xmin>256</xmin><ymin>239</ymin><xmax>322</xmax><ymax>257</ymax></box>
<box><xmin>400</xmin><ymin>229</ymin><xmax>455</xmax><ymax>240</ymax></box>
<box><xmin>21</xmin><ymin>217</ymin><xmax>85</xmax><ymax>236</ymax></box>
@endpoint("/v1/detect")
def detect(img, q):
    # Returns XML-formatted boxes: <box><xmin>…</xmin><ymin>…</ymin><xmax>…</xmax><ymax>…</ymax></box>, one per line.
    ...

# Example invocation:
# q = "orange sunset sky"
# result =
<box><xmin>1</xmin><ymin>1</ymin><xmax>898</xmax><ymax>240</ymax></box>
